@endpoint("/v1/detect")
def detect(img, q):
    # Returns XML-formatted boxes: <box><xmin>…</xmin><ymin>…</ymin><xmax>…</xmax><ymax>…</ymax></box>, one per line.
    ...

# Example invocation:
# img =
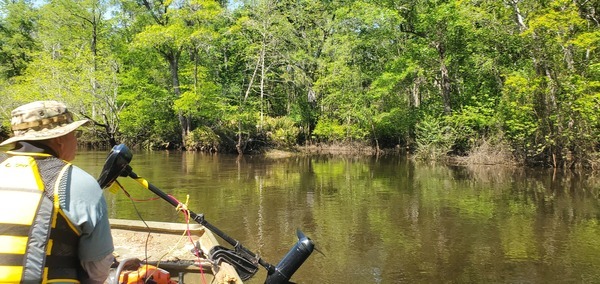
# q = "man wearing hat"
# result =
<box><xmin>0</xmin><ymin>101</ymin><xmax>114</xmax><ymax>283</ymax></box>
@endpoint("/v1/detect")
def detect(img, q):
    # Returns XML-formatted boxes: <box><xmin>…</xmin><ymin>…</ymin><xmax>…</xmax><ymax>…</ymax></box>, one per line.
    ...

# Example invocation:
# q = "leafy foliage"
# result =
<box><xmin>261</xmin><ymin>116</ymin><xmax>300</xmax><ymax>148</ymax></box>
<box><xmin>414</xmin><ymin>114</ymin><xmax>455</xmax><ymax>160</ymax></box>
<box><xmin>0</xmin><ymin>0</ymin><xmax>599</xmax><ymax>166</ymax></box>
<box><xmin>184</xmin><ymin>125</ymin><xmax>220</xmax><ymax>151</ymax></box>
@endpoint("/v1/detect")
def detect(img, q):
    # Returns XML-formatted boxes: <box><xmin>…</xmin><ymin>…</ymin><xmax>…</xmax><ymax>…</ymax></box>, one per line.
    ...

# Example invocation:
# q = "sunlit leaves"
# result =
<box><xmin>1</xmin><ymin>0</ymin><xmax>600</xmax><ymax>158</ymax></box>
<box><xmin>499</xmin><ymin>72</ymin><xmax>539</xmax><ymax>148</ymax></box>
<box><xmin>0</xmin><ymin>0</ymin><xmax>38</xmax><ymax>79</ymax></box>
<box><xmin>133</xmin><ymin>22</ymin><xmax>189</xmax><ymax>50</ymax></box>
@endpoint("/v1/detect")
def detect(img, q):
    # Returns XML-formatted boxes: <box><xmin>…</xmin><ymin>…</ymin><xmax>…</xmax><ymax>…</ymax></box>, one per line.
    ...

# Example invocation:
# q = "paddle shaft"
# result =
<box><xmin>128</xmin><ymin>171</ymin><xmax>276</xmax><ymax>273</ymax></box>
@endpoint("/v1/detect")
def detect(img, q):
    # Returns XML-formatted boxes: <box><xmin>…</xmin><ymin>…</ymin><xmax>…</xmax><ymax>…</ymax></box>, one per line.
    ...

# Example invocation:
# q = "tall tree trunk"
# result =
<box><xmin>236</xmin><ymin>52</ymin><xmax>262</xmax><ymax>155</ymax></box>
<box><xmin>436</xmin><ymin>42</ymin><xmax>452</xmax><ymax>114</ymax></box>
<box><xmin>236</xmin><ymin>121</ymin><xmax>243</xmax><ymax>155</ymax></box>
<box><xmin>506</xmin><ymin>0</ymin><xmax>527</xmax><ymax>32</ymax></box>
<box><xmin>165</xmin><ymin>49</ymin><xmax>189</xmax><ymax>145</ymax></box>
<box><xmin>411</xmin><ymin>76</ymin><xmax>422</xmax><ymax>107</ymax></box>
<box><xmin>370</xmin><ymin>119</ymin><xmax>380</xmax><ymax>154</ymax></box>
<box><xmin>259</xmin><ymin>44</ymin><xmax>266</xmax><ymax>131</ymax></box>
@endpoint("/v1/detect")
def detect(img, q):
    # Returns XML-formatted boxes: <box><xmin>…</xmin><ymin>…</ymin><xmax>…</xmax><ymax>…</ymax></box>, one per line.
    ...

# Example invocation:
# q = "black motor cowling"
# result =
<box><xmin>265</xmin><ymin>230</ymin><xmax>314</xmax><ymax>284</ymax></box>
<box><xmin>97</xmin><ymin>144</ymin><xmax>133</xmax><ymax>188</ymax></box>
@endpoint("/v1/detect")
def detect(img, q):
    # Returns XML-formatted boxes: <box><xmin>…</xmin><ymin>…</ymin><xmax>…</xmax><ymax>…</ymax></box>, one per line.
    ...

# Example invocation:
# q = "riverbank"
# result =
<box><xmin>260</xmin><ymin>143</ymin><xmax>405</xmax><ymax>161</ymax></box>
<box><xmin>263</xmin><ymin>142</ymin><xmax>600</xmax><ymax>171</ymax></box>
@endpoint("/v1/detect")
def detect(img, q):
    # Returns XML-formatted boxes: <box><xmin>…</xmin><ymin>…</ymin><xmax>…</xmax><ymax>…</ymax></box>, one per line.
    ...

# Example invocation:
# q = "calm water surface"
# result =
<box><xmin>74</xmin><ymin>150</ymin><xmax>600</xmax><ymax>283</ymax></box>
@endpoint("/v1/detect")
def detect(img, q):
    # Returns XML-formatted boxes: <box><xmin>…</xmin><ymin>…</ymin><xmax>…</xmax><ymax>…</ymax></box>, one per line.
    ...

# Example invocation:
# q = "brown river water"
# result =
<box><xmin>70</xmin><ymin>149</ymin><xmax>600</xmax><ymax>283</ymax></box>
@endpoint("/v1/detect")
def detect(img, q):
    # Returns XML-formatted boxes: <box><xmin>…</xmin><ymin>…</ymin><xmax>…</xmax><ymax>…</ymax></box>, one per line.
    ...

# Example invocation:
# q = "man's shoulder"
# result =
<box><xmin>69</xmin><ymin>165</ymin><xmax>102</xmax><ymax>190</ymax></box>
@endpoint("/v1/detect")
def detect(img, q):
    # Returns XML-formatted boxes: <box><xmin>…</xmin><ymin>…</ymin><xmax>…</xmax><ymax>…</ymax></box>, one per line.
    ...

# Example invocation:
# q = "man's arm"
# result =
<box><xmin>64</xmin><ymin>166</ymin><xmax>115</xmax><ymax>282</ymax></box>
<box><xmin>81</xmin><ymin>253</ymin><xmax>115</xmax><ymax>284</ymax></box>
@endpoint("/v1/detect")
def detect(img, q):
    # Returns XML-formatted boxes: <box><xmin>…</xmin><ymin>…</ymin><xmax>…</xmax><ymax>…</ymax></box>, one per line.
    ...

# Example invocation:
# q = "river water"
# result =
<box><xmin>73</xmin><ymin>149</ymin><xmax>600</xmax><ymax>283</ymax></box>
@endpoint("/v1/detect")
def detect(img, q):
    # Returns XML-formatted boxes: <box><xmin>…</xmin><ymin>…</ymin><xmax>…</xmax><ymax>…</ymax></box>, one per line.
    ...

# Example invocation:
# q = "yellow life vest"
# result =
<box><xmin>0</xmin><ymin>152</ymin><xmax>83</xmax><ymax>283</ymax></box>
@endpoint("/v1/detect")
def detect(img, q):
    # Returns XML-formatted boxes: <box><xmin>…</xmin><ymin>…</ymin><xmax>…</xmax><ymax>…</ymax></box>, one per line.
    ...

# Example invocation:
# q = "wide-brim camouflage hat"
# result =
<box><xmin>0</xmin><ymin>101</ymin><xmax>89</xmax><ymax>146</ymax></box>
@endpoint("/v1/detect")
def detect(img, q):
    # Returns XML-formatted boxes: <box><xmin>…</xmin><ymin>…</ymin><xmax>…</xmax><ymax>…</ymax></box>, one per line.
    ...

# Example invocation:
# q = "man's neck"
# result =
<box><xmin>10</xmin><ymin>141</ymin><xmax>58</xmax><ymax>157</ymax></box>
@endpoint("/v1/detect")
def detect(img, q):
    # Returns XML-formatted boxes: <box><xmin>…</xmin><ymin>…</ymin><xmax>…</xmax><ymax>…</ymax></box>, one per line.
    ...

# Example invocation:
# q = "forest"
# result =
<box><xmin>0</xmin><ymin>0</ymin><xmax>599</xmax><ymax>168</ymax></box>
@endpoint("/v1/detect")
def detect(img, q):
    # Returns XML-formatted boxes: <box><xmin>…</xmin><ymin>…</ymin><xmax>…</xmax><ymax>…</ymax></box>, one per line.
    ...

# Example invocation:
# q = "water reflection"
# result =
<box><xmin>73</xmin><ymin>151</ymin><xmax>600</xmax><ymax>283</ymax></box>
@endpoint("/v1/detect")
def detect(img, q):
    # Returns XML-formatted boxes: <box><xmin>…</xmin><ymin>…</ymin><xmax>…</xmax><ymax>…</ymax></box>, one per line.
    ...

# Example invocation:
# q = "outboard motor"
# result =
<box><xmin>265</xmin><ymin>230</ymin><xmax>314</xmax><ymax>284</ymax></box>
<box><xmin>97</xmin><ymin>144</ymin><xmax>133</xmax><ymax>188</ymax></box>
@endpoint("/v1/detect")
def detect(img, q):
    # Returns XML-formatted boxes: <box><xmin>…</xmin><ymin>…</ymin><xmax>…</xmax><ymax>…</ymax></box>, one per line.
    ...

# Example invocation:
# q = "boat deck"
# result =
<box><xmin>110</xmin><ymin>219</ymin><xmax>243</xmax><ymax>284</ymax></box>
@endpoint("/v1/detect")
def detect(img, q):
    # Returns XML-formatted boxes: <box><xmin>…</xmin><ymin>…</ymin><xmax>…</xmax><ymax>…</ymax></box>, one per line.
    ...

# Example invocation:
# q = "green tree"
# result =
<box><xmin>275</xmin><ymin>0</ymin><xmax>340</xmax><ymax>142</ymax></box>
<box><xmin>4</xmin><ymin>0</ymin><xmax>121</xmax><ymax>146</ymax></box>
<box><xmin>126</xmin><ymin>0</ymin><xmax>222</xmax><ymax>146</ymax></box>
<box><xmin>499</xmin><ymin>0</ymin><xmax>600</xmax><ymax>167</ymax></box>
<box><xmin>0</xmin><ymin>0</ymin><xmax>38</xmax><ymax>79</ymax></box>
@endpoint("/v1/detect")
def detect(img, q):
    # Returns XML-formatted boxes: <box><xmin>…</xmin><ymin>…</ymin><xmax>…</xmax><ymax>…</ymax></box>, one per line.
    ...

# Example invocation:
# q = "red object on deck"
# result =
<box><xmin>119</xmin><ymin>264</ymin><xmax>177</xmax><ymax>284</ymax></box>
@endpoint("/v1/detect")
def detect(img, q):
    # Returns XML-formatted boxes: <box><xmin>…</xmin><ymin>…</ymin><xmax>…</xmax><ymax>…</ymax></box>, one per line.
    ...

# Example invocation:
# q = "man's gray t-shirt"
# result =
<box><xmin>61</xmin><ymin>165</ymin><xmax>114</xmax><ymax>262</ymax></box>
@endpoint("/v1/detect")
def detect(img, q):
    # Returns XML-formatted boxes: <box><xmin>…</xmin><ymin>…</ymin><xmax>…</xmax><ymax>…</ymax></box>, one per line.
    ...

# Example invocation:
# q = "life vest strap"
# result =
<box><xmin>45</xmin><ymin>255</ymin><xmax>79</xmax><ymax>268</ymax></box>
<box><xmin>0</xmin><ymin>224</ymin><xmax>31</xmax><ymax>237</ymax></box>
<box><xmin>0</xmin><ymin>254</ymin><xmax>24</xmax><ymax>266</ymax></box>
